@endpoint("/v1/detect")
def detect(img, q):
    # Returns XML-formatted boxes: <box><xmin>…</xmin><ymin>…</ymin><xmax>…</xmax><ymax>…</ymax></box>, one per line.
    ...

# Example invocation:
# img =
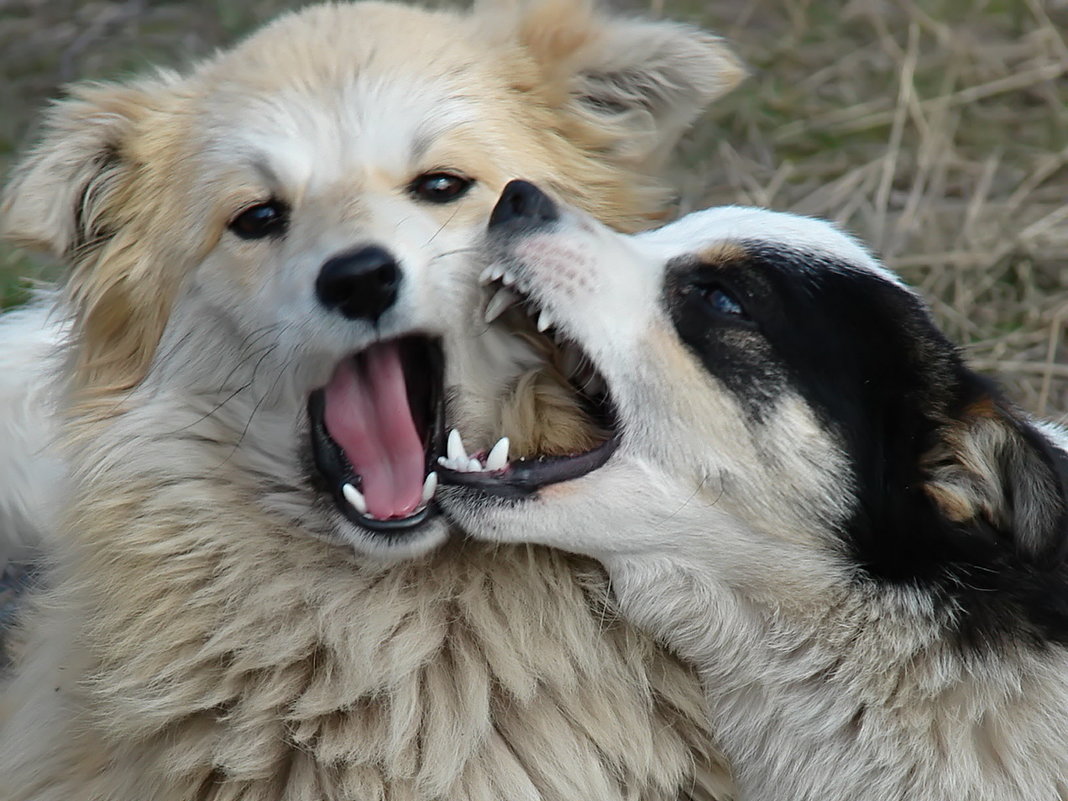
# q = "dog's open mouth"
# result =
<box><xmin>438</xmin><ymin>268</ymin><xmax>620</xmax><ymax>497</ymax></box>
<box><xmin>309</xmin><ymin>336</ymin><xmax>445</xmax><ymax>533</ymax></box>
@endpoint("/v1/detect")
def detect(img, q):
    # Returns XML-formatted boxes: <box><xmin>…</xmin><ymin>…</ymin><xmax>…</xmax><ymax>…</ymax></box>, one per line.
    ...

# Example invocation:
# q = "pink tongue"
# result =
<box><xmin>322</xmin><ymin>342</ymin><xmax>425</xmax><ymax>520</ymax></box>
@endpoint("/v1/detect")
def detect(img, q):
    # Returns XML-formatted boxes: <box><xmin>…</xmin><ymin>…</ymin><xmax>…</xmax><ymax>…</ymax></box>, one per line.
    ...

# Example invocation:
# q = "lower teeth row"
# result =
<box><xmin>437</xmin><ymin>429</ymin><xmax>509</xmax><ymax>473</ymax></box>
<box><xmin>341</xmin><ymin>471</ymin><xmax>437</xmax><ymax>519</ymax></box>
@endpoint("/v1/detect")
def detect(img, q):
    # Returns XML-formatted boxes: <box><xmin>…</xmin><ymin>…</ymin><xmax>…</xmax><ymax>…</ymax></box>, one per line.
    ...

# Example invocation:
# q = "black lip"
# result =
<box><xmin>308</xmin><ymin>335</ymin><xmax>445</xmax><ymax>535</ymax></box>
<box><xmin>437</xmin><ymin>432</ymin><xmax>620</xmax><ymax>498</ymax></box>
<box><xmin>340</xmin><ymin>500</ymin><xmax>436</xmax><ymax>533</ymax></box>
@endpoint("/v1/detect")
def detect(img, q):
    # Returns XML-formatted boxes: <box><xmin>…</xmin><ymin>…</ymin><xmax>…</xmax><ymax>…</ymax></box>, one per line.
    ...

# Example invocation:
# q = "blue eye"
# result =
<box><xmin>704</xmin><ymin>287</ymin><xmax>747</xmax><ymax>318</ymax></box>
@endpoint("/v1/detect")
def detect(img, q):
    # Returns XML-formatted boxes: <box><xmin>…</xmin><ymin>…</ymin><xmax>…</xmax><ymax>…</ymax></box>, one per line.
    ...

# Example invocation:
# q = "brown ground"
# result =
<box><xmin>1</xmin><ymin>0</ymin><xmax>1065</xmax><ymax>417</ymax></box>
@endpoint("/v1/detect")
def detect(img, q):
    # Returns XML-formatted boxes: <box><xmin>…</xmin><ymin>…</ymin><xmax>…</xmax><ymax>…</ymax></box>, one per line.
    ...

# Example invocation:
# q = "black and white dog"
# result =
<box><xmin>440</xmin><ymin>181</ymin><xmax>1068</xmax><ymax>801</ymax></box>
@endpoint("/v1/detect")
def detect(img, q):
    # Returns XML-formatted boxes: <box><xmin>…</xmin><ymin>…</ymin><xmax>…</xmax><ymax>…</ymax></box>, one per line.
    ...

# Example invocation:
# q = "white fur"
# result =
<box><xmin>0</xmin><ymin>301</ymin><xmax>66</xmax><ymax>567</ymax></box>
<box><xmin>447</xmin><ymin>204</ymin><xmax>1068</xmax><ymax>801</ymax></box>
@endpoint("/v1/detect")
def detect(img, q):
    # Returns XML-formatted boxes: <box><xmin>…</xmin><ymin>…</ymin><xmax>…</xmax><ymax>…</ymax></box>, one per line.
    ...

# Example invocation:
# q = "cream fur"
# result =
<box><xmin>0</xmin><ymin>2</ymin><xmax>745</xmax><ymax>798</ymax></box>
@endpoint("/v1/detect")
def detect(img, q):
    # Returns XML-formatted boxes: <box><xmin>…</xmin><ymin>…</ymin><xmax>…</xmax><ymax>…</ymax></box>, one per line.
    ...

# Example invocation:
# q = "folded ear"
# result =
<box><xmin>485</xmin><ymin>0</ymin><xmax>744</xmax><ymax>167</ymax></box>
<box><xmin>2</xmin><ymin>75</ymin><xmax>189</xmax><ymax>399</ymax></box>
<box><xmin>924</xmin><ymin>395</ymin><xmax>1068</xmax><ymax>561</ymax></box>
<box><xmin>1</xmin><ymin>77</ymin><xmax>173</xmax><ymax>257</ymax></box>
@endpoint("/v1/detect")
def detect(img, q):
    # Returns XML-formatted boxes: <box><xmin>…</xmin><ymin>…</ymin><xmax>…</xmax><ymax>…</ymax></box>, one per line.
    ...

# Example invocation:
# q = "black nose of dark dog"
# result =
<box><xmin>489</xmin><ymin>179</ymin><xmax>559</xmax><ymax>229</ymax></box>
<box><xmin>316</xmin><ymin>245</ymin><xmax>401</xmax><ymax>322</ymax></box>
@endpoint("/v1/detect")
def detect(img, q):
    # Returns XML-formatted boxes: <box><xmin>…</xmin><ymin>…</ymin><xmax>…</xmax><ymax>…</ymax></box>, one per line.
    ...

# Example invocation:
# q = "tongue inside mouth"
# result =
<box><xmin>322</xmin><ymin>342</ymin><xmax>425</xmax><ymax>520</ymax></box>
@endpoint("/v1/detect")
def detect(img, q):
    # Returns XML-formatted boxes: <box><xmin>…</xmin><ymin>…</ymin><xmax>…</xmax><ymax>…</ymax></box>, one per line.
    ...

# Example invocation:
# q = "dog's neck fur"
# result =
<box><xmin>0</xmin><ymin>399</ymin><xmax>730</xmax><ymax>801</ymax></box>
<box><xmin>607</xmin><ymin>543</ymin><xmax>1068</xmax><ymax>801</ymax></box>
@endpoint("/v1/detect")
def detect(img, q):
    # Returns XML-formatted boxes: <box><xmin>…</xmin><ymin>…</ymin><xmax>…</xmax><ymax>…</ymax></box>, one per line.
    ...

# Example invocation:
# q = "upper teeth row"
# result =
<box><xmin>437</xmin><ymin>429</ymin><xmax>510</xmax><ymax>473</ymax></box>
<box><xmin>341</xmin><ymin>471</ymin><xmax>437</xmax><ymax>519</ymax></box>
<box><xmin>479</xmin><ymin>264</ymin><xmax>554</xmax><ymax>331</ymax></box>
<box><xmin>480</xmin><ymin>263</ymin><xmax>528</xmax><ymax>291</ymax></box>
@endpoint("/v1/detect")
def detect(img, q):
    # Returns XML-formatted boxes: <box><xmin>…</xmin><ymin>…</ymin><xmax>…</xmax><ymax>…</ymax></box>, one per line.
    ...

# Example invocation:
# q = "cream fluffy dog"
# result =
<box><xmin>442</xmin><ymin>183</ymin><xmax>1068</xmax><ymax>801</ymax></box>
<box><xmin>0</xmin><ymin>2</ymin><xmax>744</xmax><ymax>798</ymax></box>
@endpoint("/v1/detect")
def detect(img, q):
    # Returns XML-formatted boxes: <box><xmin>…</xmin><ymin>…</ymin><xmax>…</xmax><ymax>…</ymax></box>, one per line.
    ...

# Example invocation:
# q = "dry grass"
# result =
<box><xmin>665</xmin><ymin>0</ymin><xmax>1068</xmax><ymax>420</ymax></box>
<box><xmin>0</xmin><ymin>0</ymin><xmax>1065</xmax><ymax>417</ymax></box>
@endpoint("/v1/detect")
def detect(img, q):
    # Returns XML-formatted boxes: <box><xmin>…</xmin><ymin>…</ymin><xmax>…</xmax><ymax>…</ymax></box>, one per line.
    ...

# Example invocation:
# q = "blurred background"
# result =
<box><xmin>0</xmin><ymin>0</ymin><xmax>1065</xmax><ymax>416</ymax></box>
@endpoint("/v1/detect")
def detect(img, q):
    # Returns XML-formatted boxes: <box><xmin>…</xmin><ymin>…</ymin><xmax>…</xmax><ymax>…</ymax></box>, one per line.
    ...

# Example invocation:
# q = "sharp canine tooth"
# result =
<box><xmin>422</xmin><ymin>472</ymin><xmax>438</xmax><ymax>501</ymax></box>
<box><xmin>342</xmin><ymin>483</ymin><xmax>367</xmax><ymax>515</ymax></box>
<box><xmin>468</xmin><ymin>458</ymin><xmax>483</xmax><ymax>472</ymax></box>
<box><xmin>537</xmin><ymin>309</ymin><xmax>553</xmax><ymax>332</ymax></box>
<box><xmin>447</xmin><ymin>429</ymin><xmax>468</xmax><ymax>463</ymax></box>
<box><xmin>485</xmin><ymin>287</ymin><xmax>519</xmax><ymax>323</ymax></box>
<box><xmin>485</xmin><ymin>437</ymin><xmax>509</xmax><ymax>471</ymax></box>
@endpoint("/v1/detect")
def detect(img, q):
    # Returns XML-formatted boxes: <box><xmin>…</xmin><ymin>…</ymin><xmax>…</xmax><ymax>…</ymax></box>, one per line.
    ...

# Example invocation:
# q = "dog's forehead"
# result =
<box><xmin>634</xmin><ymin>206</ymin><xmax>903</xmax><ymax>288</ymax></box>
<box><xmin>189</xmin><ymin>4</ymin><xmax>494</xmax><ymax>190</ymax></box>
<box><xmin>202</xmin><ymin>78</ymin><xmax>481</xmax><ymax>191</ymax></box>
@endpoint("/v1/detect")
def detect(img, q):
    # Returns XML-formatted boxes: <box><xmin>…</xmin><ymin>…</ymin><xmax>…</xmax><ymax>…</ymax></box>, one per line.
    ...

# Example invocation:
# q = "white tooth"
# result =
<box><xmin>342</xmin><ymin>483</ymin><xmax>367</xmax><ymax>515</ymax></box>
<box><xmin>422</xmin><ymin>471</ymin><xmax>438</xmax><ymax>501</ymax></box>
<box><xmin>537</xmin><ymin>309</ymin><xmax>553</xmax><ymax>332</ymax></box>
<box><xmin>468</xmin><ymin>458</ymin><xmax>483</xmax><ymax>472</ymax></box>
<box><xmin>447</xmin><ymin>429</ymin><xmax>468</xmax><ymax>463</ymax></box>
<box><xmin>484</xmin><ymin>287</ymin><xmax>519</xmax><ymax>323</ymax></box>
<box><xmin>438</xmin><ymin>456</ymin><xmax>464</xmax><ymax>472</ymax></box>
<box><xmin>502</xmin><ymin>270</ymin><xmax>517</xmax><ymax>287</ymax></box>
<box><xmin>479</xmin><ymin>266</ymin><xmax>496</xmax><ymax>285</ymax></box>
<box><xmin>485</xmin><ymin>437</ymin><xmax>509</xmax><ymax>471</ymax></box>
<box><xmin>490</xmin><ymin>264</ymin><xmax>505</xmax><ymax>281</ymax></box>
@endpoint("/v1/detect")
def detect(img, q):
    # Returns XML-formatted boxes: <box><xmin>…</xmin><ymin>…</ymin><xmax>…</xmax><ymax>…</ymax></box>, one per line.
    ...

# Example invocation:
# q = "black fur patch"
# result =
<box><xmin>665</xmin><ymin>257</ymin><xmax>787</xmax><ymax>421</ymax></box>
<box><xmin>667</xmin><ymin>243</ymin><xmax>1068</xmax><ymax>647</ymax></box>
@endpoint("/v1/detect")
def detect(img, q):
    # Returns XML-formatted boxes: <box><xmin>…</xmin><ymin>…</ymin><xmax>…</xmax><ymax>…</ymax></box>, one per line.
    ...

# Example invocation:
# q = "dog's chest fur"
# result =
<box><xmin>611</xmin><ymin>559</ymin><xmax>1068</xmax><ymax>801</ymax></box>
<box><xmin>4</xmin><ymin>486</ymin><xmax>727</xmax><ymax>801</ymax></box>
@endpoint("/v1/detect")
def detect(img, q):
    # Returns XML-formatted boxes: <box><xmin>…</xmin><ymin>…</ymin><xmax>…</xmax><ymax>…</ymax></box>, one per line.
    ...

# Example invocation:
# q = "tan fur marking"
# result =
<box><xmin>696</xmin><ymin>242</ymin><xmax>748</xmax><ymax>266</ymax></box>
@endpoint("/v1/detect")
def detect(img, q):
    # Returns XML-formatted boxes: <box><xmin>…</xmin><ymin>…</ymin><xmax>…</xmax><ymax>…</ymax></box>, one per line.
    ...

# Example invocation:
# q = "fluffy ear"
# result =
<box><xmin>484</xmin><ymin>0</ymin><xmax>744</xmax><ymax>167</ymax></box>
<box><xmin>2</xmin><ymin>75</ymin><xmax>190</xmax><ymax>399</ymax></box>
<box><xmin>923</xmin><ymin>395</ymin><xmax>1068</xmax><ymax>561</ymax></box>
<box><xmin>1</xmin><ymin>78</ymin><xmax>171</xmax><ymax>256</ymax></box>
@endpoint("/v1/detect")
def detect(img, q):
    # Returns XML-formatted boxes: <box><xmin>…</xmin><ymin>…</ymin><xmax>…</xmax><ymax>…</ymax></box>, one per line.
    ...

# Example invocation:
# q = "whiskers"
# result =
<box><xmin>428</xmin><ymin>246</ymin><xmax>480</xmax><ymax>262</ymax></box>
<box><xmin>216</xmin><ymin>338</ymin><xmax>300</xmax><ymax>471</ymax></box>
<box><xmin>425</xmin><ymin>207</ymin><xmax>462</xmax><ymax>246</ymax></box>
<box><xmin>165</xmin><ymin>321</ymin><xmax>294</xmax><ymax>438</ymax></box>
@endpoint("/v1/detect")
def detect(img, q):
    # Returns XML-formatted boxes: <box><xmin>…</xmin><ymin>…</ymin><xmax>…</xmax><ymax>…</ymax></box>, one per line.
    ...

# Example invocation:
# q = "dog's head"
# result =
<box><xmin>1</xmin><ymin>1</ymin><xmax>741</xmax><ymax>559</ymax></box>
<box><xmin>442</xmin><ymin>184</ymin><xmax>1068</xmax><ymax>642</ymax></box>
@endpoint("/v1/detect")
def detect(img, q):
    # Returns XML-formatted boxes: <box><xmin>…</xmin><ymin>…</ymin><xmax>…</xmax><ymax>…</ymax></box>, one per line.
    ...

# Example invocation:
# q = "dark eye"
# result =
<box><xmin>702</xmin><ymin>286</ymin><xmax>749</xmax><ymax>319</ymax></box>
<box><xmin>408</xmin><ymin>172</ymin><xmax>474</xmax><ymax>204</ymax></box>
<box><xmin>229</xmin><ymin>200</ymin><xmax>289</xmax><ymax>240</ymax></box>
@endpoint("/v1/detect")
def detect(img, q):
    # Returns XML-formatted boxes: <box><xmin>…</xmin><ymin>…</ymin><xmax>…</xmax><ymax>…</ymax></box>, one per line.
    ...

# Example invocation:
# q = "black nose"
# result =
<box><xmin>316</xmin><ymin>245</ymin><xmax>401</xmax><ymax>322</ymax></box>
<box><xmin>489</xmin><ymin>179</ymin><xmax>558</xmax><ymax>229</ymax></box>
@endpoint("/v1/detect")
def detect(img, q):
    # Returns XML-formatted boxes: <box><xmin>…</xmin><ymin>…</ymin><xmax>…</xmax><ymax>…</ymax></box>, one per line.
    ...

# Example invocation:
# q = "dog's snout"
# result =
<box><xmin>489</xmin><ymin>180</ymin><xmax>558</xmax><ymax>229</ymax></box>
<box><xmin>316</xmin><ymin>245</ymin><xmax>401</xmax><ymax>322</ymax></box>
